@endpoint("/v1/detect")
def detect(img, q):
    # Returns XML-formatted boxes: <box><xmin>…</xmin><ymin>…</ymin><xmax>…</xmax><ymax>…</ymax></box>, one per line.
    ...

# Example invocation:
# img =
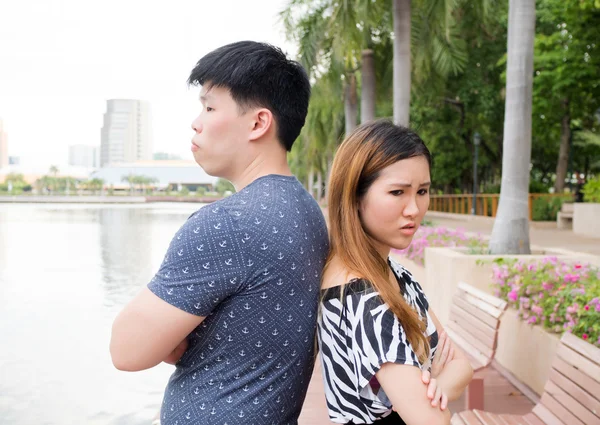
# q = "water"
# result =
<box><xmin>0</xmin><ymin>203</ymin><xmax>203</xmax><ymax>425</ymax></box>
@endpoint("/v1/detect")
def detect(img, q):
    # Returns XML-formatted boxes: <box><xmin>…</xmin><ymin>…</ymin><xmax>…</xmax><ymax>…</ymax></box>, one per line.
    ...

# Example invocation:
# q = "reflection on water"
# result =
<box><xmin>0</xmin><ymin>203</ymin><xmax>201</xmax><ymax>425</ymax></box>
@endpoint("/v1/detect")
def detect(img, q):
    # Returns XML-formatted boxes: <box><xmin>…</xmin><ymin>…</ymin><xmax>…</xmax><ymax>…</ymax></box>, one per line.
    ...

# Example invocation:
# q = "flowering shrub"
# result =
<box><xmin>492</xmin><ymin>257</ymin><xmax>600</xmax><ymax>347</ymax></box>
<box><xmin>393</xmin><ymin>226</ymin><xmax>487</xmax><ymax>266</ymax></box>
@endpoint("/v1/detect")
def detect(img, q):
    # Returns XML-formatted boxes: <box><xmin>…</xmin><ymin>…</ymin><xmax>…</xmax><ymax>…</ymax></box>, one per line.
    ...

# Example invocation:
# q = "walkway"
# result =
<box><xmin>425</xmin><ymin>211</ymin><xmax>600</xmax><ymax>256</ymax></box>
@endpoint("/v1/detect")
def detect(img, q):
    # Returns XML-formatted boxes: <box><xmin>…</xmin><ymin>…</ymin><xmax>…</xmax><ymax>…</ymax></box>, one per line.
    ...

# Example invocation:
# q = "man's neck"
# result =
<box><xmin>231</xmin><ymin>155</ymin><xmax>292</xmax><ymax>192</ymax></box>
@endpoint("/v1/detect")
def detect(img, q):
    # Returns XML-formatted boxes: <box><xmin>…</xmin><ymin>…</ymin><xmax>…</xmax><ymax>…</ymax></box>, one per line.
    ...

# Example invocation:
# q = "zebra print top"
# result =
<box><xmin>317</xmin><ymin>258</ymin><xmax>438</xmax><ymax>424</ymax></box>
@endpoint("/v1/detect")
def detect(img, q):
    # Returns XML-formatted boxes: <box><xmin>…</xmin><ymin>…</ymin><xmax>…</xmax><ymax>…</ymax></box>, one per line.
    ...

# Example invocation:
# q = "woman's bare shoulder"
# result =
<box><xmin>321</xmin><ymin>256</ymin><xmax>362</xmax><ymax>289</ymax></box>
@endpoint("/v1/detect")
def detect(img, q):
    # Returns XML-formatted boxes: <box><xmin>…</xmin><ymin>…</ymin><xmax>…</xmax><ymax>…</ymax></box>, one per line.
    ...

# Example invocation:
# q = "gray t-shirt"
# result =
<box><xmin>148</xmin><ymin>174</ymin><xmax>329</xmax><ymax>425</ymax></box>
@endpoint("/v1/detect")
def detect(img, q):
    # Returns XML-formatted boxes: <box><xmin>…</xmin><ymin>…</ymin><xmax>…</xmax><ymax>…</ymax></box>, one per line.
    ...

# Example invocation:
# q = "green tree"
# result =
<box><xmin>215</xmin><ymin>178</ymin><xmax>235</xmax><ymax>195</ymax></box>
<box><xmin>533</xmin><ymin>0</ymin><xmax>600</xmax><ymax>192</ymax></box>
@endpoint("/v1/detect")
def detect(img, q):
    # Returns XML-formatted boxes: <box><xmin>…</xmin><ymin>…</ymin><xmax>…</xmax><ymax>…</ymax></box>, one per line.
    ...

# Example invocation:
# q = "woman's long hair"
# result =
<box><xmin>326</xmin><ymin>119</ymin><xmax>432</xmax><ymax>363</ymax></box>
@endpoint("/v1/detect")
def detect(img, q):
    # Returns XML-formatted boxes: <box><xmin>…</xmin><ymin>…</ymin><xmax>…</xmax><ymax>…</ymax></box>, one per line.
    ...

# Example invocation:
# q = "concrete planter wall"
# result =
<box><xmin>422</xmin><ymin>247</ymin><xmax>568</xmax><ymax>325</ymax></box>
<box><xmin>573</xmin><ymin>203</ymin><xmax>600</xmax><ymax>237</ymax></box>
<box><xmin>495</xmin><ymin>308</ymin><xmax>560</xmax><ymax>395</ymax></box>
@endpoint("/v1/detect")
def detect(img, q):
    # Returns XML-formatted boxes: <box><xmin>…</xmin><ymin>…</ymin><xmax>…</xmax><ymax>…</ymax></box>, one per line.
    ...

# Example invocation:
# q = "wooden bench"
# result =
<box><xmin>557</xmin><ymin>203</ymin><xmax>573</xmax><ymax>230</ymax></box>
<box><xmin>451</xmin><ymin>332</ymin><xmax>600</xmax><ymax>425</ymax></box>
<box><xmin>445</xmin><ymin>282</ymin><xmax>508</xmax><ymax>410</ymax></box>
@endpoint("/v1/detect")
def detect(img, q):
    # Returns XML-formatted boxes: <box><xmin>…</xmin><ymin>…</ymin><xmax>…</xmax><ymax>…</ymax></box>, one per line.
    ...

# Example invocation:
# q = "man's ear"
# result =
<box><xmin>249</xmin><ymin>108</ymin><xmax>274</xmax><ymax>142</ymax></box>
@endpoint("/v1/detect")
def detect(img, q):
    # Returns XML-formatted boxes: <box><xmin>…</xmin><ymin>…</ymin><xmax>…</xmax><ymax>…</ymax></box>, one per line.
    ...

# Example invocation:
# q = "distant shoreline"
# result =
<box><xmin>0</xmin><ymin>195</ymin><xmax>224</xmax><ymax>204</ymax></box>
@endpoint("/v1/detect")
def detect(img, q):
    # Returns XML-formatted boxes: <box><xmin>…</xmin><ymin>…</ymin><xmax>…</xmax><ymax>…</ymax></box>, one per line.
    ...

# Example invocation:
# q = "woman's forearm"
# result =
<box><xmin>435</xmin><ymin>358</ymin><xmax>473</xmax><ymax>401</ymax></box>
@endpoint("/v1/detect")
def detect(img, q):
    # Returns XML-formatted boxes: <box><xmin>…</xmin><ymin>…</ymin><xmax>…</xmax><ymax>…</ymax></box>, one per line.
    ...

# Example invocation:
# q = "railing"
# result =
<box><xmin>429</xmin><ymin>193</ymin><xmax>570</xmax><ymax>220</ymax></box>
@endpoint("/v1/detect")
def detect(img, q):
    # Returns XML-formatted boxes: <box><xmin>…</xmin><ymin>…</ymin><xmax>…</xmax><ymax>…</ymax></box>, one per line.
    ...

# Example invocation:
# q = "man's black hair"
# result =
<box><xmin>188</xmin><ymin>41</ymin><xmax>311</xmax><ymax>151</ymax></box>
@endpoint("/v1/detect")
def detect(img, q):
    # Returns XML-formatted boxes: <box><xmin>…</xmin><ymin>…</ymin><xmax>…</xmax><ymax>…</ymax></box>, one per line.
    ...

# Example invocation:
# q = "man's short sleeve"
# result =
<box><xmin>147</xmin><ymin>205</ymin><xmax>246</xmax><ymax>317</ymax></box>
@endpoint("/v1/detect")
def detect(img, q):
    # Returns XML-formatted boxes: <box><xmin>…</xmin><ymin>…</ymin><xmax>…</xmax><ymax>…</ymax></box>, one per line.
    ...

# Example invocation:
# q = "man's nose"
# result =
<box><xmin>191</xmin><ymin>117</ymin><xmax>202</xmax><ymax>133</ymax></box>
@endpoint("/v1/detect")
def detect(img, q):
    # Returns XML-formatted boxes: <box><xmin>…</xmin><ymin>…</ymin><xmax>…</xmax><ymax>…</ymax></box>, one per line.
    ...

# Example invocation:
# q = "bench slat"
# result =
<box><xmin>532</xmin><ymin>404</ymin><xmax>565</xmax><ymax>425</ymax></box>
<box><xmin>552</xmin><ymin>356</ymin><xmax>600</xmax><ymax>403</ymax></box>
<box><xmin>523</xmin><ymin>413</ymin><xmax>545</xmax><ymax>425</ymax></box>
<box><xmin>540</xmin><ymin>392</ymin><xmax>585</xmax><ymax>425</ymax></box>
<box><xmin>450</xmin><ymin>305</ymin><xmax>498</xmax><ymax>337</ymax></box>
<box><xmin>453</xmin><ymin>296</ymin><xmax>499</xmax><ymax>328</ymax></box>
<box><xmin>459</xmin><ymin>410</ymin><xmax>485</xmax><ymax>425</ymax></box>
<box><xmin>447</xmin><ymin>321</ymin><xmax>495</xmax><ymax>359</ymax></box>
<box><xmin>448</xmin><ymin>314</ymin><xmax>496</xmax><ymax>349</ymax></box>
<box><xmin>458</xmin><ymin>282</ymin><xmax>509</xmax><ymax>310</ymax></box>
<box><xmin>474</xmin><ymin>409</ymin><xmax>504</xmax><ymax>425</ymax></box>
<box><xmin>556</xmin><ymin>344</ymin><xmax>600</xmax><ymax>385</ymax></box>
<box><xmin>460</xmin><ymin>291</ymin><xmax>505</xmax><ymax>319</ymax></box>
<box><xmin>544</xmin><ymin>380</ymin><xmax>600</xmax><ymax>425</ymax></box>
<box><xmin>548</xmin><ymin>368</ymin><xmax>600</xmax><ymax>419</ymax></box>
<box><xmin>452</xmin><ymin>414</ymin><xmax>469</xmax><ymax>425</ymax></box>
<box><xmin>561</xmin><ymin>332</ymin><xmax>600</xmax><ymax>367</ymax></box>
<box><xmin>446</xmin><ymin>327</ymin><xmax>491</xmax><ymax>369</ymax></box>
<box><xmin>499</xmin><ymin>414</ymin><xmax>530</xmax><ymax>425</ymax></box>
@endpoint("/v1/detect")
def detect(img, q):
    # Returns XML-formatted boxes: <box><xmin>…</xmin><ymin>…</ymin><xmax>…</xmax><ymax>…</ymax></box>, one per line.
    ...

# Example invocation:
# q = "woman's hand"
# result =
<box><xmin>426</xmin><ymin>376</ymin><xmax>449</xmax><ymax>410</ymax></box>
<box><xmin>431</xmin><ymin>331</ymin><xmax>454</xmax><ymax>378</ymax></box>
<box><xmin>420</xmin><ymin>370</ymin><xmax>448</xmax><ymax>410</ymax></box>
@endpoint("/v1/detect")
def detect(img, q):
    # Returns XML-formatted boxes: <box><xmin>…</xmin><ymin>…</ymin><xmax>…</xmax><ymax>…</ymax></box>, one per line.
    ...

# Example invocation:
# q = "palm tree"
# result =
<box><xmin>122</xmin><ymin>174</ymin><xmax>136</xmax><ymax>195</ymax></box>
<box><xmin>393</xmin><ymin>0</ymin><xmax>411</xmax><ymax>126</ymax></box>
<box><xmin>489</xmin><ymin>0</ymin><xmax>536</xmax><ymax>255</ymax></box>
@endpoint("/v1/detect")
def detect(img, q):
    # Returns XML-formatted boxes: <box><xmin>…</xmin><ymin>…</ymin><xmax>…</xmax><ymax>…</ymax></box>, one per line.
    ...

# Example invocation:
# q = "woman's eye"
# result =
<box><xmin>390</xmin><ymin>190</ymin><xmax>403</xmax><ymax>196</ymax></box>
<box><xmin>206</xmin><ymin>107</ymin><xmax>214</xmax><ymax>112</ymax></box>
<box><xmin>418</xmin><ymin>189</ymin><xmax>429</xmax><ymax>195</ymax></box>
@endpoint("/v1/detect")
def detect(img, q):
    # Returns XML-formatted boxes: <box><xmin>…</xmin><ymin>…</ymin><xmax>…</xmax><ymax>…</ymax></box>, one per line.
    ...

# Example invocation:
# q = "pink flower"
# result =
<box><xmin>574</xmin><ymin>264</ymin><xmax>582</xmax><ymax>269</ymax></box>
<box><xmin>531</xmin><ymin>305</ymin><xmax>543</xmax><ymax>315</ymax></box>
<box><xmin>585</xmin><ymin>305</ymin><xmax>590</xmax><ymax>311</ymax></box>
<box><xmin>542</xmin><ymin>281</ymin><xmax>553</xmax><ymax>290</ymax></box>
<box><xmin>527</xmin><ymin>316</ymin><xmax>537</xmax><ymax>324</ymax></box>
<box><xmin>508</xmin><ymin>290</ymin><xmax>518</xmax><ymax>302</ymax></box>
<box><xmin>582</xmin><ymin>334</ymin><xmax>588</xmax><ymax>340</ymax></box>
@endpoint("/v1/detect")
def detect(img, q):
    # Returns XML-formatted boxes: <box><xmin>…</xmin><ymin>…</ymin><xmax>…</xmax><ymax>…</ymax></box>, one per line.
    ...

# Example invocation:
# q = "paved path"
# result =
<box><xmin>425</xmin><ymin>212</ymin><xmax>600</xmax><ymax>256</ymax></box>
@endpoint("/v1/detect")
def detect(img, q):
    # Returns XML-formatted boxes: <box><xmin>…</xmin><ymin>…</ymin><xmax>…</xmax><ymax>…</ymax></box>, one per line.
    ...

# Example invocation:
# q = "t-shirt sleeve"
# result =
<box><xmin>351</xmin><ymin>293</ymin><xmax>423</xmax><ymax>392</ymax></box>
<box><xmin>147</xmin><ymin>205</ymin><xmax>246</xmax><ymax>317</ymax></box>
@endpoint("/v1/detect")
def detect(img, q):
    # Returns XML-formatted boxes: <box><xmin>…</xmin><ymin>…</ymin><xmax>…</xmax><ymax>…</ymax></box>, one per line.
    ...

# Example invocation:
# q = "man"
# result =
<box><xmin>110</xmin><ymin>41</ymin><xmax>328</xmax><ymax>424</ymax></box>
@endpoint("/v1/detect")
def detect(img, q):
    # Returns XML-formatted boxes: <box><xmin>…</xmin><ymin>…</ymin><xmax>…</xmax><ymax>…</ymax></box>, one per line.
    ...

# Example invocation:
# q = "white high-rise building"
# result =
<box><xmin>69</xmin><ymin>144</ymin><xmax>99</xmax><ymax>168</ymax></box>
<box><xmin>100</xmin><ymin>99</ymin><xmax>152</xmax><ymax>167</ymax></box>
<box><xmin>0</xmin><ymin>119</ymin><xmax>8</xmax><ymax>169</ymax></box>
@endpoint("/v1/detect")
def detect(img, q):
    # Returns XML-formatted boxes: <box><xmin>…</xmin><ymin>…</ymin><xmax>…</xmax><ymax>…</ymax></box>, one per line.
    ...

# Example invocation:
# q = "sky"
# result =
<box><xmin>0</xmin><ymin>0</ymin><xmax>297</xmax><ymax>168</ymax></box>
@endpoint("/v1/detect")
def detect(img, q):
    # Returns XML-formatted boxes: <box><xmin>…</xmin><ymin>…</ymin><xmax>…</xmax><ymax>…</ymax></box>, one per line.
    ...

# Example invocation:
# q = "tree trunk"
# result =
<box><xmin>393</xmin><ymin>0</ymin><xmax>411</xmax><ymax>127</ymax></box>
<box><xmin>489</xmin><ymin>0</ymin><xmax>536</xmax><ymax>255</ymax></box>
<box><xmin>554</xmin><ymin>98</ymin><xmax>570</xmax><ymax>193</ymax></box>
<box><xmin>307</xmin><ymin>168</ymin><xmax>314</xmax><ymax>198</ymax></box>
<box><xmin>324</xmin><ymin>153</ymin><xmax>333</xmax><ymax>205</ymax></box>
<box><xmin>361</xmin><ymin>49</ymin><xmax>376</xmax><ymax>123</ymax></box>
<box><xmin>316</xmin><ymin>171</ymin><xmax>323</xmax><ymax>202</ymax></box>
<box><xmin>345</xmin><ymin>73</ymin><xmax>358</xmax><ymax>135</ymax></box>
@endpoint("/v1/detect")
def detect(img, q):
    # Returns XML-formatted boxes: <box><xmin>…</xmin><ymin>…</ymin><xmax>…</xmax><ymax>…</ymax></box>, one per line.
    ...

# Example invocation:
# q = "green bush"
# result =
<box><xmin>532</xmin><ymin>196</ymin><xmax>572</xmax><ymax>221</ymax></box>
<box><xmin>583</xmin><ymin>177</ymin><xmax>600</xmax><ymax>203</ymax></box>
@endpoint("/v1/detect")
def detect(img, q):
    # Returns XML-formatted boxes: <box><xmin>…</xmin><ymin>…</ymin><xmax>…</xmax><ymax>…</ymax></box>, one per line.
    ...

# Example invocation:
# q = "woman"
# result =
<box><xmin>318</xmin><ymin>120</ymin><xmax>473</xmax><ymax>425</ymax></box>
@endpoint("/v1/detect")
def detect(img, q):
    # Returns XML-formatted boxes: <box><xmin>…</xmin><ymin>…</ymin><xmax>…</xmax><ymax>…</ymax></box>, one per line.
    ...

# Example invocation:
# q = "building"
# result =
<box><xmin>69</xmin><ymin>144</ymin><xmax>99</xmax><ymax>168</ymax></box>
<box><xmin>89</xmin><ymin>160</ymin><xmax>218</xmax><ymax>191</ymax></box>
<box><xmin>153</xmin><ymin>152</ymin><xmax>182</xmax><ymax>161</ymax></box>
<box><xmin>0</xmin><ymin>119</ymin><xmax>8</xmax><ymax>169</ymax></box>
<box><xmin>8</xmin><ymin>156</ymin><xmax>20</xmax><ymax>165</ymax></box>
<box><xmin>100</xmin><ymin>99</ymin><xmax>152</xmax><ymax>167</ymax></box>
